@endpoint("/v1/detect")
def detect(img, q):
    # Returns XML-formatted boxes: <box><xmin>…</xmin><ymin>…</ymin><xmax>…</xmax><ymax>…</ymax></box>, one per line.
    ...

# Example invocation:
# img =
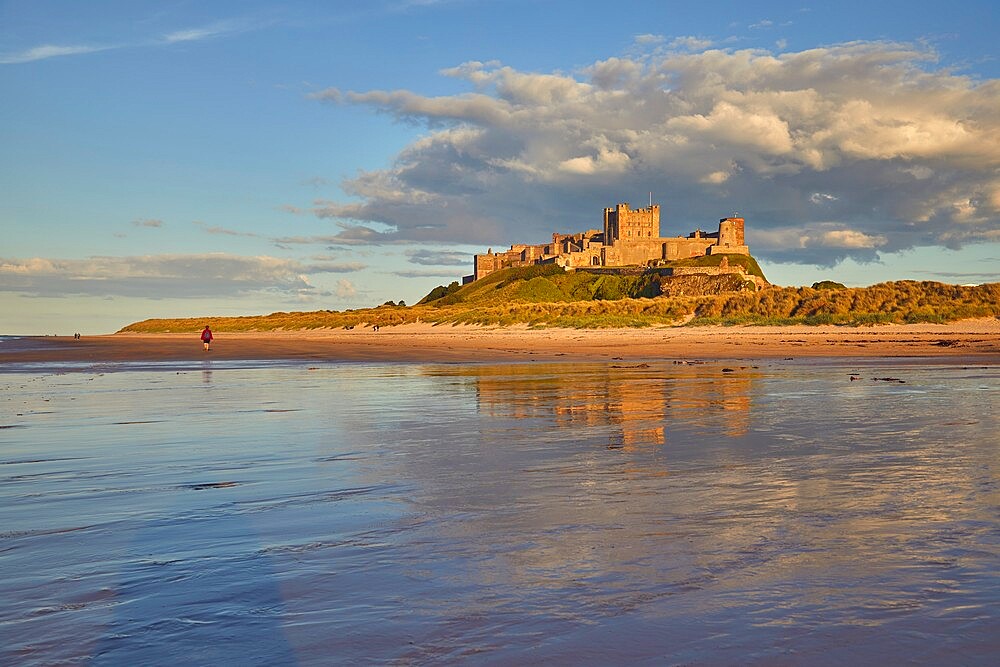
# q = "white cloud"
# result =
<box><xmin>809</xmin><ymin>193</ymin><xmax>838</xmax><ymax>204</ymax></box>
<box><xmin>334</xmin><ymin>279</ymin><xmax>357</xmax><ymax>299</ymax></box>
<box><xmin>161</xmin><ymin>18</ymin><xmax>260</xmax><ymax>44</ymax></box>
<box><xmin>587</xmin><ymin>57</ymin><xmax>642</xmax><ymax>90</ymax></box>
<box><xmin>0</xmin><ymin>43</ymin><xmax>110</xmax><ymax>64</ymax></box>
<box><xmin>0</xmin><ymin>254</ymin><xmax>364</xmax><ymax>298</ymax></box>
<box><xmin>301</xmin><ymin>40</ymin><xmax>1000</xmax><ymax>268</ymax></box>
<box><xmin>814</xmin><ymin>229</ymin><xmax>888</xmax><ymax>249</ymax></box>
<box><xmin>668</xmin><ymin>36</ymin><xmax>714</xmax><ymax>52</ymax></box>
<box><xmin>163</xmin><ymin>28</ymin><xmax>220</xmax><ymax>43</ymax></box>
<box><xmin>751</xmin><ymin>225</ymin><xmax>889</xmax><ymax>265</ymax></box>
<box><xmin>635</xmin><ymin>34</ymin><xmax>666</xmax><ymax>46</ymax></box>
<box><xmin>2</xmin><ymin>17</ymin><xmax>261</xmax><ymax>65</ymax></box>
<box><xmin>701</xmin><ymin>170</ymin><xmax>731</xmax><ymax>184</ymax></box>
<box><xmin>558</xmin><ymin>149</ymin><xmax>630</xmax><ymax>175</ymax></box>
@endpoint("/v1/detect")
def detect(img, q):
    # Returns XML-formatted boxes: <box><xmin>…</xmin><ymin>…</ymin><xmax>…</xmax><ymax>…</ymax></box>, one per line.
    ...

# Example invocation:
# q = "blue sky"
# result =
<box><xmin>2</xmin><ymin>0</ymin><xmax>998</xmax><ymax>334</ymax></box>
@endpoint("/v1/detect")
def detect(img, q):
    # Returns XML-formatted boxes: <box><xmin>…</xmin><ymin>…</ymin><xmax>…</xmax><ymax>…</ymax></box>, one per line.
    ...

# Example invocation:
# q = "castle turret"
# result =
<box><xmin>718</xmin><ymin>217</ymin><xmax>744</xmax><ymax>247</ymax></box>
<box><xmin>708</xmin><ymin>217</ymin><xmax>749</xmax><ymax>255</ymax></box>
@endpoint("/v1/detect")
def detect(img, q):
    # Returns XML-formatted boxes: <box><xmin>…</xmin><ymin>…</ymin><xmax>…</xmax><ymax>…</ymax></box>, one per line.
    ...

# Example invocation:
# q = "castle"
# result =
<box><xmin>469</xmin><ymin>203</ymin><xmax>751</xmax><ymax>282</ymax></box>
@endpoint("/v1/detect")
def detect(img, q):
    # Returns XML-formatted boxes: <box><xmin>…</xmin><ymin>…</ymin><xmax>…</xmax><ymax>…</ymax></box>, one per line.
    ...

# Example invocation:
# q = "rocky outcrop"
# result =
<box><xmin>654</xmin><ymin>273</ymin><xmax>758</xmax><ymax>297</ymax></box>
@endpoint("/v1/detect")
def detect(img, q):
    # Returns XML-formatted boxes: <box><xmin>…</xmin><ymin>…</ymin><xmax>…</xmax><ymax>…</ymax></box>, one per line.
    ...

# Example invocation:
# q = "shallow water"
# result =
<box><xmin>1</xmin><ymin>360</ymin><xmax>998</xmax><ymax>665</ymax></box>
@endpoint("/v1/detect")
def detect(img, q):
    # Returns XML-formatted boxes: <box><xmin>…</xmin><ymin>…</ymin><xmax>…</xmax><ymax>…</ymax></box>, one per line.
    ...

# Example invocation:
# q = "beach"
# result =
<box><xmin>4</xmin><ymin>318</ymin><xmax>1000</xmax><ymax>666</ymax></box>
<box><xmin>3</xmin><ymin>319</ymin><xmax>999</xmax><ymax>366</ymax></box>
<box><xmin>3</xmin><ymin>354</ymin><xmax>998</xmax><ymax>664</ymax></box>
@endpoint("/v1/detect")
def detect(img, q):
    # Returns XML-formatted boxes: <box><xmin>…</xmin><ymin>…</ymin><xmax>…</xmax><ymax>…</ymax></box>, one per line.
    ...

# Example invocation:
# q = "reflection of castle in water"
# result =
<box><xmin>468</xmin><ymin>363</ymin><xmax>754</xmax><ymax>452</ymax></box>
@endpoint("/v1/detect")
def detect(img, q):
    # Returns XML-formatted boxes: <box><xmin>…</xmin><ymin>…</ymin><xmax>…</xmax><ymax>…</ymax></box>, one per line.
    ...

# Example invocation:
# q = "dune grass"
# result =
<box><xmin>119</xmin><ymin>276</ymin><xmax>1000</xmax><ymax>333</ymax></box>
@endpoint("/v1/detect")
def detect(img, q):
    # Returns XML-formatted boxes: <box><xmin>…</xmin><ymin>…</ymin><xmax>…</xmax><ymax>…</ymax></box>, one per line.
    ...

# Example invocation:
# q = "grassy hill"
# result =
<box><xmin>118</xmin><ymin>259</ymin><xmax>1000</xmax><ymax>332</ymax></box>
<box><xmin>420</xmin><ymin>254</ymin><xmax>766</xmax><ymax>305</ymax></box>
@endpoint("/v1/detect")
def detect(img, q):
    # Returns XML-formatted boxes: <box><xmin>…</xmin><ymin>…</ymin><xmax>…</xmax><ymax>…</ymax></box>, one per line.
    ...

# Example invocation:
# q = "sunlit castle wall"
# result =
<box><xmin>474</xmin><ymin>242</ymin><xmax>554</xmax><ymax>280</ymax></box>
<box><xmin>708</xmin><ymin>217</ymin><xmax>750</xmax><ymax>256</ymax></box>
<box><xmin>473</xmin><ymin>204</ymin><xmax>753</xmax><ymax>280</ymax></box>
<box><xmin>660</xmin><ymin>231</ymin><xmax>717</xmax><ymax>261</ymax></box>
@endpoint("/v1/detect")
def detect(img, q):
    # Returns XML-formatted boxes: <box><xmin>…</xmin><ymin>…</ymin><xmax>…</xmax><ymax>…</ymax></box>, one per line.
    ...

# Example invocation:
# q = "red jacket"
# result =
<box><xmin>201</xmin><ymin>328</ymin><xmax>213</xmax><ymax>342</ymax></box>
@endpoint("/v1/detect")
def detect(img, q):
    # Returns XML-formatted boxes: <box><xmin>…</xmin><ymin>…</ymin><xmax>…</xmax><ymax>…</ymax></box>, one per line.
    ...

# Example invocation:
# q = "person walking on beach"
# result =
<box><xmin>201</xmin><ymin>325</ymin><xmax>213</xmax><ymax>351</ymax></box>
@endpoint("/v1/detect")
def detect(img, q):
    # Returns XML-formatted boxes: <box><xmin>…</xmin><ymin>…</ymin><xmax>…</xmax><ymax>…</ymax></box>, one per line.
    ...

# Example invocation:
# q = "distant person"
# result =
<box><xmin>201</xmin><ymin>325</ymin><xmax>213</xmax><ymax>351</ymax></box>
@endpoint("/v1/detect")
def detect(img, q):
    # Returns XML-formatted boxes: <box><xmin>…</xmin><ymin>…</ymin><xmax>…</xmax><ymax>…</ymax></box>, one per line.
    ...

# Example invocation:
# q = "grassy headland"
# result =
<box><xmin>118</xmin><ymin>258</ymin><xmax>1000</xmax><ymax>333</ymax></box>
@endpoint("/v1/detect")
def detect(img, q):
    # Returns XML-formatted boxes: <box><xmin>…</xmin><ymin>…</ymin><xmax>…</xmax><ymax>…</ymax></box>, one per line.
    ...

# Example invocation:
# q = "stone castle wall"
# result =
<box><xmin>472</xmin><ymin>204</ymin><xmax>751</xmax><ymax>282</ymax></box>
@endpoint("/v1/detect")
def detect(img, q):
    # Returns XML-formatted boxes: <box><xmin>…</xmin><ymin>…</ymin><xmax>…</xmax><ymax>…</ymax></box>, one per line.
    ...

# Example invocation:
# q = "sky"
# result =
<box><xmin>2</xmin><ymin>0</ymin><xmax>999</xmax><ymax>334</ymax></box>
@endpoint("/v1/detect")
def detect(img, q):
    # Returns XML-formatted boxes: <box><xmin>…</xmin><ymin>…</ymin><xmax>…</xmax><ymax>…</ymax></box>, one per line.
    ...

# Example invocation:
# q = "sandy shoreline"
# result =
<box><xmin>3</xmin><ymin>319</ymin><xmax>999</xmax><ymax>365</ymax></box>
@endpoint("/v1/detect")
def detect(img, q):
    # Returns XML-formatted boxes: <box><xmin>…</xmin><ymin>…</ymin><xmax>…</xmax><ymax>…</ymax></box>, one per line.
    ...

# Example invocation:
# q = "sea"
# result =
<box><xmin>1</xmin><ymin>353</ymin><xmax>997</xmax><ymax>665</ymax></box>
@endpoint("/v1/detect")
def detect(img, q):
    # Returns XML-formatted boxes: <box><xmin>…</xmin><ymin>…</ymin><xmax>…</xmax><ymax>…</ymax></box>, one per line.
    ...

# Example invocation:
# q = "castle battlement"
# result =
<box><xmin>468</xmin><ymin>204</ymin><xmax>751</xmax><ymax>283</ymax></box>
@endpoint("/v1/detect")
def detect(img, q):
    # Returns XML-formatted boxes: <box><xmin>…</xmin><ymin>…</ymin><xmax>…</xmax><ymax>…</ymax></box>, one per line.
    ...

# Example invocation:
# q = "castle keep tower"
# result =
<box><xmin>603</xmin><ymin>203</ymin><xmax>660</xmax><ymax>243</ymax></box>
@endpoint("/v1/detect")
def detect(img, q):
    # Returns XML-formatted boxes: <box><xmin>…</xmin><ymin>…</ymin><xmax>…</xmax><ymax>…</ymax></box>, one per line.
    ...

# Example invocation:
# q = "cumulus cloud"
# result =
<box><xmin>751</xmin><ymin>224</ymin><xmax>889</xmax><ymax>265</ymax></box>
<box><xmin>0</xmin><ymin>254</ymin><xmax>364</xmax><ymax>299</ymax></box>
<box><xmin>301</xmin><ymin>40</ymin><xmax>1000</xmax><ymax>267</ymax></box>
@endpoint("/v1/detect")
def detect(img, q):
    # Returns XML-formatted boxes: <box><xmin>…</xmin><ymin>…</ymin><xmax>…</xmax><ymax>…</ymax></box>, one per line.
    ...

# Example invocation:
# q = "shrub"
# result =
<box><xmin>419</xmin><ymin>281</ymin><xmax>462</xmax><ymax>304</ymax></box>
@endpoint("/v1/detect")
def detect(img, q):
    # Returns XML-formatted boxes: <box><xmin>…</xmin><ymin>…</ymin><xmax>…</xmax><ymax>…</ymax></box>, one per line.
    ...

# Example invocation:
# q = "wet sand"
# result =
<box><xmin>3</xmin><ymin>319</ymin><xmax>999</xmax><ymax>365</ymax></box>
<box><xmin>3</xmin><ymin>359</ymin><xmax>998</xmax><ymax>664</ymax></box>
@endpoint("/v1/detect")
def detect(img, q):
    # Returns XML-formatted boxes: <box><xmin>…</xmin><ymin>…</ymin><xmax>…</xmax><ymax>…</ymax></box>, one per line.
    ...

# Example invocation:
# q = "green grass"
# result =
<box><xmin>419</xmin><ymin>259</ymin><xmax>754</xmax><ymax>308</ymax></box>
